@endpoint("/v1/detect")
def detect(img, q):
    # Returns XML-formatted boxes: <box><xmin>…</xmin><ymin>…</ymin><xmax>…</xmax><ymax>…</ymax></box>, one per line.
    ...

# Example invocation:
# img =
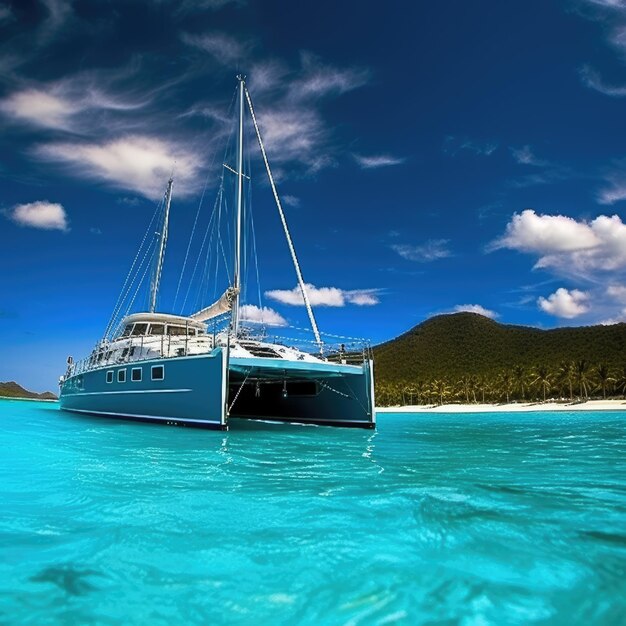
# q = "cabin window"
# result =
<box><xmin>131</xmin><ymin>368</ymin><xmax>142</xmax><ymax>382</ymax></box>
<box><xmin>106</xmin><ymin>371</ymin><xmax>113</xmax><ymax>383</ymax></box>
<box><xmin>76</xmin><ymin>375</ymin><xmax>84</xmax><ymax>390</ymax></box>
<box><xmin>118</xmin><ymin>369</ymin><xmax>126</xmax><ymax>383</ymax></box>
<box><xmin>131</xmin><ymin>323</ymin><xmax>148</xmax><ymax>336</ymax></box>
<box><xmin>149</xmin><ymin>324</ymin><xmax>165</xmax><ymax>335</ymax></box>
<box><xmin>151</xmin><ymin>365</ymin><xmax>164</xmax><ymax>381</ymax></box>
<box><xmin>167</xmin><ymin>325</ymin><xmax>187</xmax><ymax>336</ymax></box>
<box><xmin>121</xmin><ymin>325</ymin><xmax>132</xmax><ymax>338</ymax></box>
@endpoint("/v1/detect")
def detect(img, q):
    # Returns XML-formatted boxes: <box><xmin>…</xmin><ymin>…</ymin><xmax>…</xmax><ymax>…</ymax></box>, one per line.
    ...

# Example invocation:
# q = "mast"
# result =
<box><xmin>149</xmin><ymin>177</ymin><xmax>173</xmax><ymax>313</ymax></box>
<box><xmin>244</xmin><ymin>85</ymin><xmax>323</xmax><ymax>349</ymax></box>
<box><xmin>231</xmin><ymin>75</ymin><xmax>245</xmax><ymax>336</ymax></box>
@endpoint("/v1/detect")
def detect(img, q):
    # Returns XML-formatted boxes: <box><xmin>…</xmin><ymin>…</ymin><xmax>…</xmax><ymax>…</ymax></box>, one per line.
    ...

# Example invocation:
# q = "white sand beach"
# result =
<box><xmin>376</xmin><ymin>399</ymin><xmax>626</xmax><ymax>413</ymax></box>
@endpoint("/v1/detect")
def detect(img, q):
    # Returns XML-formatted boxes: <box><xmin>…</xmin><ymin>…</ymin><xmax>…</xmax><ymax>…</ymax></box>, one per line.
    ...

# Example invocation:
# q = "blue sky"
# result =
<box><xmin>1</xmin><ymin>0</ymin><xmax>626</xmax><ymax>391</ymax></box>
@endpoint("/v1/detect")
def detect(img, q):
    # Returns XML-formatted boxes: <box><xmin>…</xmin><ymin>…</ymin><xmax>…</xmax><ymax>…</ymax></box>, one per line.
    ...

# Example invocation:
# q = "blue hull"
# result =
<box><xmin>59</xmin><ymin>349</ymin><xmax>376</xmax><ymax>430</ymax></box>
<box><xmin>60</xmin><ymin>349</ymin><xmax>229</xmax><ymax>429</ymax></box>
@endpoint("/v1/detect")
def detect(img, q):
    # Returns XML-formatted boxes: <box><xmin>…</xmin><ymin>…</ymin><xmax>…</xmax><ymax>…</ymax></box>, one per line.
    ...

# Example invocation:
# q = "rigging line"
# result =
<box><xmin>180</xmin><ymin>183</ymin><xmax>223</xmax><ymax>313</ymax></box>
<box><xmin>106</xmin><ymin>196</ymin><xmax>164</xmax><ymax>338</ymax></box>
<box><xmin>228</xmin><ymin>368</ymin><xmax>254</xmax><ymax>413</ymax></box>
<box><xmin>244</xmin><ymin>85</ymin><xmax>322</xmax><ymax>348</ymax></box>
<box><xmin>102</xmin><ymin>196</ymin><xmax>163</xmax><ymax>339</ymax></box>
<box><xmin>173</xmin><ymin>87</ymin><xmax>239</xmax><ymax>312</ymax></box>
<box><xmin>122</xmin><ymin>237</ymin><xmax>158</xmax><ymax>319</ymax></box>
<box><xmin>247</xmin><ymin>178</ymin><xmax>263</xmax><ymax>320</ymax></box>
<box><xmin>193</xmin><ymin>185</ymin><xmax>220</xmax><ymax>312</ymax></box>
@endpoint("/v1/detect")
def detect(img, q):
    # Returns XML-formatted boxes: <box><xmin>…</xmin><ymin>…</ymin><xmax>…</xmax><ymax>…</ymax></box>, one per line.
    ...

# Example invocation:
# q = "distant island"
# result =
<box><xmin>0</xmin><ymin>381</ymin><xmax>57</xmax><ymax>401</ymax></box>
<box><xmin>374</xmin><ymin>312</ymin><xmax>626</xmax><ymax>406</ymax></box>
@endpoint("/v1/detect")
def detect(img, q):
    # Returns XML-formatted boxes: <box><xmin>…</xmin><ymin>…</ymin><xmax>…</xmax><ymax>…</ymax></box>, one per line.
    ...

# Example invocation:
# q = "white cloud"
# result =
<box><xmin>392</xmin><ymin>239</ymin><xmax>451</xmax><ymax>262</ymax></box>
<box><xmin>538</xmin><ymin>288</ymin><xmax>590</xmax><ymax>318</ymax></box>
<box><xmin>265</xmin><ymin>284</ymin><xmax>380</xmax><ymax>307</ymax></box>
<box><xmin>580</xmin><ymin>66</ymin><xmax>626</xmax><ymax>97</ymax></box>
<box><xmin>180</xmin><ymin>31</ymin><xmax>248</xmax><ymax>65</ymax></box>
<box><xmin>599</xmin><ymin>308</ymin><xmax>626</xmax><ymax>325</ymax></box>
<box><xmin>0</xmin><ymin>89</ymin><xmax>76</xmax><ymax>130</ymax></box>
<box><xmin>0</xmin><ymin>71</ymin><xmax>149</xmax><ymax>132</ymax></box>
<box><xmin>281</xmin><ymin>195</ymin><xmax>300</xmax><ymax>208</ymax></box>
<box><xmin>240</xmin><ymin>304</ymin><xmax>287</xmax><ymax>327</ymax></box>
<box><xmin>240</xmin><ymin>54</ymin><xmax>368</xmax><ymax>174</ymax></box>
<box><xmin>491</xmin><ymin>210</ymin><xmax>599</xmax><ymax>255</ymax></box>
<box><xmin>7</xmin><ymin>201</ymin><xmax>69</xmax><ymax>231</ymax></box>
<box><xmin>510</xmin><ymin>145</ymin><xmax>546</xmax><ymax>166</ymax></box>
<box><xmin>598</xmin><ymin>164</ymin><xmax>626</xmax><ymax>204</ymax></box>
<box><xmin>443</xmin><ymin>136</ymin><xmax>498</xmax><ymax>157</ymax></box>
<box><xmin>489</xmin><ymin>210</ymin><xmax>626</xmax><ymax>276</ymax></box>
<box><xmin>288</xmin><ymin>53</ymin><xmax>369</xmax><ymax>100</ymax></box>
<box><xmin>452</xmin><ymin>304</ymin><xmax>499</xmax><ymax>319</ymax></box>
<box><xmin>607</xmin><ymin>284</ymin><xmax>626</xmax><ymax>300</ymax></box>
<box><xmin>353</xmin><ymin>154</ymin><xmax>405</xmax><ymax>169</ymax></box>
<box><xmin>34</xmin><ymin>135</ymin><xmax>204</xmax><ymax>200</ymax></box>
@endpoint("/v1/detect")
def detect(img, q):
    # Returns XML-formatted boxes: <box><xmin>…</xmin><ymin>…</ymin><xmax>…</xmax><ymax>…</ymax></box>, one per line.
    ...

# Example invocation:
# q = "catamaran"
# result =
<box><xmin>58</xmin><ymin>76</ymin><xmax>375</xmax><ymax>430</ymax></box>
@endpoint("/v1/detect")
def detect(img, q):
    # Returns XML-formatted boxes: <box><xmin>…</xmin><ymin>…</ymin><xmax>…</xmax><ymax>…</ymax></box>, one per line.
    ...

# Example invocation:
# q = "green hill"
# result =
<box><xmin>373</xmin><ymin>313</ymin><xmax>626</xmax><ymax>403</ymax></box>
<box><xmin>0</xmin><ymin>381</ymin><xmax>57</xmax><ymax>401</ymax></box>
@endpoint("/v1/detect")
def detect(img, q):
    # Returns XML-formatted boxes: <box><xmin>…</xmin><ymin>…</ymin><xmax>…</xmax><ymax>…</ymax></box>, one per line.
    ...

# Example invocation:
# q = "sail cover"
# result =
<box><xmin>190</xmin><ymin>288</ymin><xmax>238</xmax><ymax>322</ymax></box>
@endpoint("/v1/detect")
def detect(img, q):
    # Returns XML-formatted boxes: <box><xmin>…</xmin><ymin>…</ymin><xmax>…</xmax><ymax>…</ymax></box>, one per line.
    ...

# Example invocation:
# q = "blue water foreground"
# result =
<box><xmin>1</xmin><ymin>399</ymin><xmax>625</xmax><ymax>625</ymax></box>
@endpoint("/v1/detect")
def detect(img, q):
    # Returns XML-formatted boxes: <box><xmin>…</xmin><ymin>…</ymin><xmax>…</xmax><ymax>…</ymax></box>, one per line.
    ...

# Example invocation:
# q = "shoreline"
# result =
<box><xmin>0</xmin><ymin>395</ymin><xmax>57</xmax><ymax>403</ymax></box>
<box><xmin>376</xmin><ymin>399</ymin><xmax>626</xmax><ymax>413</ymax></box>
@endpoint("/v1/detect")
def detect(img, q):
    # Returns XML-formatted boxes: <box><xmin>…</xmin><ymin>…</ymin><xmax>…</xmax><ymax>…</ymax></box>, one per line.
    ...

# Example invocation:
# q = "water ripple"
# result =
<box><xmin>1</xmin><ymin>401</ymin><xmax>625</xmax><ymax>624</ymax></box>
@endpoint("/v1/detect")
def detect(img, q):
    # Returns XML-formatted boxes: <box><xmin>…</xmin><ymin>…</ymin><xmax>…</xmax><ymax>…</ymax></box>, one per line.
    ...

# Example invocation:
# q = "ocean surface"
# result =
<box><xmin>1</xmin><ymin>400</ymin><xmax>625</xmax><ymax>625</ymax></box>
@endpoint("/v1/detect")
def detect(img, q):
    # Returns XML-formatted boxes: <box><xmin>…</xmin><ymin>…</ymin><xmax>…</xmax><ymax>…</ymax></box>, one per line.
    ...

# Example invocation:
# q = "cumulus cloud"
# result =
<box><xmin>607</xmin><ymin>284</ymin><xmax>626</xmax><ymax>301</ymax></box>
<box><xmin>452</xmin><ymin>304</ymin><xmax>499</xmax><ymax>319</ymax></box>
<box><xmin>265</xmin><ymin>284</ymin><xmax>381</xmax><ymax>307</ymax></box>
<box><xmin>353</xmin><ymin>154</ymin><xmax>405</xmax><ymax>169</ymax></box>
<box><xmin>491</xmin><ymin>210</ymin><xmax>599</xmax><ymax>254</ymax></box>
<box><xmin>7</xmin><ymin>201</ymin><xmax>69</xmax><ymax>231</ymax></box>
<box><xmin>490</xmin><ymin>209</ymin><xmax>626</xmax><ymax>275</ymax></box>
<box><xmin>34</xmin><ymin>135</ymin><xmax>204</xmax><ymax>200</ymax></box>
<box><xmin>538</xmin><ymin>288</ymin><xmax>590</xmax><ymax>318</ymax></box>
<box><xmin>240</xmin><ymin>304</ymin><xmax>287</xmax><ymax>327</ymax></box>
<box><xmin>392</xmin><ymin>239</ymin><xmax>452</xmax><ymax>262</ymax></box>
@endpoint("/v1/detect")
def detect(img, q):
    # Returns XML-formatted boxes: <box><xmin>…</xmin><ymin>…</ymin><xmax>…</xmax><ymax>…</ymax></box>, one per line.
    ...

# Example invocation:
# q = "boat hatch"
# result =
<box><xmin>239</xmin><ymin>343</ymin><xmax>283</xmax><ymax>358</ymax></box>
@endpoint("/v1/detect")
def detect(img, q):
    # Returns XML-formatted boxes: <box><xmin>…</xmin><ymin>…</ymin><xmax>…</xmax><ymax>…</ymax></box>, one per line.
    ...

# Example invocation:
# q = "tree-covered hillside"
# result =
<box><xmin>373</xmin><ymin>313</ymin><xmax>626</xmax><ymax>405</ymax></box>
<box><xmin>0</xmin><ymin>381</ymin><xmax>57</xmax><ymax>400</ymax></box>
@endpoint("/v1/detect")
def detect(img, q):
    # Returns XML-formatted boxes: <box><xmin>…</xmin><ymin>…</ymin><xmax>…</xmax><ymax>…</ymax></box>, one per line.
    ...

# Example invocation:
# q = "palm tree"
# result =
<box><xmin>594</xmin><ymin>363</ymin><xmax>614</xmax><ymax>400</ymax></box>
<box><xmin>557</xmin><ymin>361</ymin><xmax>574</xmax><ymax>400</ymax></box>
<box><xmin>531</xmin><ymin>365</ymin><xmax>552</xmax><ymax>402</ymax></box>
<box><xmin>476</xmin><ymin>375</ymin><xmax>491</xmax><ymax>404</ymax></box>
<box><xmin>430</xmin><ymin>379</ymin><xmax>451</xmax><ymax>406</ymax></box>
<box><xmin>615</xmin><ymin>365</ymin><xmax>626</xmax><ymax>400</ymax></box>
<box><xmin>458</xmin><ymin>375</ymin><xmax>472</xmax><ymax>403</ymax></box>
<box><xmin>498</xmin><ymin>370</ymin><xmax>514</xmax><ymax>403</ymax></box>
<box><xmin>575</xmin><ymin>359</ymin><xmax>591</xmax><ymax>400</ymax></box>
<box><xmin>513</xmin><ymin>365</ymin><xmax>527</xmax><ymax>401</ymax></box>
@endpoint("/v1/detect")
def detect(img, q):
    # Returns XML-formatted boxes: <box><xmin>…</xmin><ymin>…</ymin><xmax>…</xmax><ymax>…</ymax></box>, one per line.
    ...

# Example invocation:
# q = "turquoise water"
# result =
<box><xmin>1</xmin><ymin>400</ymin><xmax>626</xmax><ymax>625</ymax></box>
